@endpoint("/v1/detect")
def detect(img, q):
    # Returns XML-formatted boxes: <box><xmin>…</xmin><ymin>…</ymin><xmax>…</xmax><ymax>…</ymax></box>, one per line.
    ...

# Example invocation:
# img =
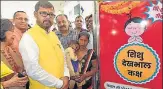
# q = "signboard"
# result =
<box><xmin>99</xmin><ymin>1</ymin><xmax>162</xmax><ymax>89</ymax></box>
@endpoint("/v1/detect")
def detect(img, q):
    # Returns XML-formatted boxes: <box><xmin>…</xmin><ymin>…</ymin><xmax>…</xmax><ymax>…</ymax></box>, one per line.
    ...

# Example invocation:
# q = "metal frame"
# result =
<box><xmin>93</xmin><ymin>1</ymin><xmax>100</xmax><ymax>89</ymax></box>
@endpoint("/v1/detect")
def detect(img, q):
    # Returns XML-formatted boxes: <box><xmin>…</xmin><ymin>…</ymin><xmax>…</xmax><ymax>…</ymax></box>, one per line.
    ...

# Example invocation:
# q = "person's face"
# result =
<box><xmin>78</xmin><ymin>35</ymin><xmax>89</xmax><ymax>47</ymax></box>
<box><xmin>88</xmin><ymin>22</ymin><xmax>92</xmax><ymax>32</ymax></box>
<box><xmin>5</xmin><ymin>27</ymin><xmax>15</xmax><ymax>46</ymax></box>
<box><xmin>13</xmin><ymin>12</ymin><xmax>28</xmax><ymax>31</ymax></box>
<box><xmin>75</xmin><ymin>17</ymin><xmax>83</xmax><ymax>29</ymax></box>
<box><xmin>56</xmin><ymin>15</ymin><xmax>69</xmax><ymax>32</ymax></box>
<box><xmin>34</xmin><ymin>7</ymin><xmax>55</xmax><ymax>30</ymax></box>
<box><xmin>125</xmin><ymin>22</ymin><xmax>145</xmax><ymax>36</ymax></box>
<box><xmin>85</xmin><ymin>17</ymin><xmax>89</xmax><ymax>26</ymax></box>
<box><xmin>88</xmin><ymin>17</ymin><xmax>93</xmax><ymax>30</ymax></box>
<box><xmin>71</xmin><ymin>44</ymin><xmax>79</xmax><ymax>52</ymax></box>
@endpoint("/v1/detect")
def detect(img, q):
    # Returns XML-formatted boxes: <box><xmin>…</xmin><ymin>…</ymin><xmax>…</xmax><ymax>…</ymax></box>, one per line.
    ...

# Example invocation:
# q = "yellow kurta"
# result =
<box><xmin>27</xmin><ymin>24</ymin><xmax>64</xmax><ymax>89</ymax></box>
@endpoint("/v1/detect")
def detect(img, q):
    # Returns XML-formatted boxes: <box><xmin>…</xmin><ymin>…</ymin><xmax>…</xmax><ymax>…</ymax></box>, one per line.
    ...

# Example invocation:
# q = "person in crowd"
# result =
<box><xmin>75</xmin><ymin>31</ymin><xmax>98</xmax><ymax>89</ymax></box>
<box><xmin>55</xmin><ymin>14</ymin><xmax>78</xmax><ymax>49</ymax></box>
<box><xmin>19</xmin><ymin>1</ymin><xmax>69</xmax><ymax>89</ymax></box>
<box><xmin>74</xmin><ymin>15</ymin><xmax>86</xmax><ymax>35</ymax></box>
<box><xmin>87</xmin><ymin>14</ymin><xmax>94</xmax><ymax>49</ymax></box>
<box><xmin>87</xmin><ymin>15</ymin><xmax>93</xmax><ymax>32</ymax></box>
<box><xmin>12</xmin><ymin>11</ymin><xmax>28</xmax><ymax>53</ymax></box>
<box><xmin>0</xmin><ymin>19</ymin><xmax>28</xmax><ymax>89</ymax></box>
<box><xmin>13</xmin><ymin>11</ymin><xmax>30</xmax><ymax>89</ymax></box>
<box><xmin>64</xmin><ymin>40</ymin><xmax>82</xmax><ymax>89</ymax></box>
<box><xmin>85</xmin><ymin>16</ymin><xmax>90</xmax><ymax>30</ymax></box>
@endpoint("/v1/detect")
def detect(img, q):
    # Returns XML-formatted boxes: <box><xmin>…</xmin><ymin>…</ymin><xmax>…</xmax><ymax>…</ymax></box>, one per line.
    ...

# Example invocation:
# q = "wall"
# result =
<box><xmin>64</xmin><ymin>1</ymin><xmax>94</xmax><ymax>29</ymax></box>
<box><xmin>1</xmin><ymin>1</ymin><xmax>65</xmax><ymax>27</ymax></box>
<box><xmin>1</xmin><ymin>1</ymin><xmax>94</xmax><ymax>28</ymax></box>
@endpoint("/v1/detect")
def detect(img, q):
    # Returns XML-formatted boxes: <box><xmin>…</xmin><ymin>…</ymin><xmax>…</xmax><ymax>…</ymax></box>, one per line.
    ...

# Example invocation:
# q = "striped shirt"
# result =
<box><xmin>55</xmin><ymin>29</ymin><xmax>78</xmax><ymax>49</ymax></box>
<box><xmin>74</xmin><ymin>28</ymin><xmax>87</xmax><ymax>37</ymax></box>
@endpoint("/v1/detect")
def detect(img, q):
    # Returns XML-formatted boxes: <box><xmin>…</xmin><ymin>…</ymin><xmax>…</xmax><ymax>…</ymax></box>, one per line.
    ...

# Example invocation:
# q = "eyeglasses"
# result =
<box><xmin>39</xmin><ymin>11</ymin><xmax>56</xmax><ymax>18</ymax></box>
<box><xmin>15</xmin><ymin>18</ymin><xmax>28</xmax><ymax>22</ymax></box>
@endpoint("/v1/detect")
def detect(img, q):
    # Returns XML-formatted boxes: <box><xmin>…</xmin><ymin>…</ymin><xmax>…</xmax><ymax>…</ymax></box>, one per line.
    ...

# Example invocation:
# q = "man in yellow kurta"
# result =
<box><xmin>19</xmin><ymin>1</ymin><xmax>70</xmax><ymax>89</ymax></box>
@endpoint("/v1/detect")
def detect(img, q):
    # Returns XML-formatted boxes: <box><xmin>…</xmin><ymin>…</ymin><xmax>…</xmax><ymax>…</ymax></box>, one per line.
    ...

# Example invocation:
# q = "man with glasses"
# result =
<box><xmin>12</xmin><ymin>11</ymin><xmax>28</xmax><ymax>54</ymax></box>
<box><xmin>19</xmin><ymin>1</ymin><xmax>70</xmax><ymax>89</ymax></box>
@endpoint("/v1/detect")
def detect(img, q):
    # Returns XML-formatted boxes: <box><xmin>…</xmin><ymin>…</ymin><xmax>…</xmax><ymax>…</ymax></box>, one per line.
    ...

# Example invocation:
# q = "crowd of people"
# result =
<box><xmin>1</xmin><ymin>1</ymin><xmax>98</xmax><ymax>89</ymax></box>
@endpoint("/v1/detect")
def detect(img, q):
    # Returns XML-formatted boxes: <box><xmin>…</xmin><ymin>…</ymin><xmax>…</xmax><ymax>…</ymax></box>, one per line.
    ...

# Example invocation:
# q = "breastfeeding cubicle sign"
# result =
<box><xmin>99</xmin><ymin>1</ymin><xmax>162</xmax><ymax>89</ymax></box>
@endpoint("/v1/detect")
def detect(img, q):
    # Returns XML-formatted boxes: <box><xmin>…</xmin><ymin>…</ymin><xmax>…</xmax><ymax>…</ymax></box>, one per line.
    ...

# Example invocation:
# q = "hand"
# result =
<box><xmin>70</xmin><ymin>76</ymin><xmax>76</xmax><ymax>80</ymax></box>
<box><xmin>73</xmin><ymin>75</ymin><xmax>81</xmax><ymax>83</ymax></box>
<box><xmin>128</xmin><ymin>37</ymin><xmax>136</xmax><ymax>43</ymax></box>
<box><xmin>70</xmin><ymin>75</ymin><xmax>80</xmax><ymax>80</ymax></box>
<box><xmin>78</xmin><ymin>74</ymin><xmax>87</xmax><ymax>83</ymax></box>
<box><xmin>61</xmin><ymin>76</ymin><xmax>69</xmax><ymax>89</ymax></box>
<box><xmin>2</xmin><ymin>73</ymin><xmax>28</xmax><ymax>88</ymax></box>
<box><xmin>136</xmin><ymin>37</ymin><xmax>142</xmax><ymax>43</ymax></box>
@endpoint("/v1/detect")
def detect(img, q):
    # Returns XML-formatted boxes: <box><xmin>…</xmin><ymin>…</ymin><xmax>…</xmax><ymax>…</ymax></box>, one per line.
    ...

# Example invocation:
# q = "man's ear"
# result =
<box><xmin>12</xmin><ymin>19</ymin><xmax>15</xmax><ymax>25</ymax></box>
<box><xmin>34</xmin><ymin>11</ymin><xmax>37</xmax><ymax>18</ymax></box>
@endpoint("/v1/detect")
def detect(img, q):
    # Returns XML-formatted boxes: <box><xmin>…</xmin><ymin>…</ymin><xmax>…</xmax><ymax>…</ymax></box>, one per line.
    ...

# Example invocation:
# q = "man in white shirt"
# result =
<box><xmin>19</xmin><ymin>1</ymin><xmax>69</xmax><ymax>89</ymax></box>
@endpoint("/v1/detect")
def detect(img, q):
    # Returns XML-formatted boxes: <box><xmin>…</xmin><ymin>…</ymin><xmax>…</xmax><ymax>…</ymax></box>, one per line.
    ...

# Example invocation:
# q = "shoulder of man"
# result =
<box><xmin>81</xmin><ymin>28</ymin><xmax>88</xmax><ymax>32</ymax></box>
<box><xmin>69</xmin><ymin>29</ymin><xmax>77</xmax><ymax>34</ymax></box>
<box><xmin>55</xmin><ymin>30</ymin><xmax>61</xmax><ymax>35</ymax></box>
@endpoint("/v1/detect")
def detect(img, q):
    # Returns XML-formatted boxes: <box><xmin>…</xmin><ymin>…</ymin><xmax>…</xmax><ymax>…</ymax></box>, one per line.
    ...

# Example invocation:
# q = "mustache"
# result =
<box><xmin>59</xmin><ymin>25</ymin><xmax>66</xmax><ymax>28</ymax></box>
<box><xmin>43</xmin><ymin>20</ymin><xmax>51</xmax><ymax>23</ymax></box>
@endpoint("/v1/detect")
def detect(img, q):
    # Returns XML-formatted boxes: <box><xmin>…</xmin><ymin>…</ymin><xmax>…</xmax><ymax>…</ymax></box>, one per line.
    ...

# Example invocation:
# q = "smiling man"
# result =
<box><xmin>12</xmin><ymin>11</ymin><xmax>28</xmax><ymax>53</ymax></box>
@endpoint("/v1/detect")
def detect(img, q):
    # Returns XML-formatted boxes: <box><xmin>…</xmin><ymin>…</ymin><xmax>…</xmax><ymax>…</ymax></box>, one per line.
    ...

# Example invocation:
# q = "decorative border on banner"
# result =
<box><xmin>114</xmin><ymin>42</ymin><xmax>160</xmax><ymax>84</ymax></box>
<box><xmin>100</xmin><ymin>1</ymin><xmax>141</xmax><ymax>14</ymax></box>
<box><xmin>144</xmin><ymin>0</ymin><xmax>162</xmax><ymax>23</ymax></box>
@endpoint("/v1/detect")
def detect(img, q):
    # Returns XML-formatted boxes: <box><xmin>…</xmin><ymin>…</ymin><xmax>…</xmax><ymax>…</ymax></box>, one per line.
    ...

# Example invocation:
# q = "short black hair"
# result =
<box><xmin>35</xmin><ymin>1</ymin><xmax>54</xmax><ymax>12</ymax></box>
<box><xmin>88</xmin><ymin>14</ymin><xmax>92</xmax><ymax>19</ymax></box>
<box><xmin>56</xmin><ymin>14</ymin><xmax>68</xmax><ymax>21</ymax></box>
<box><xmin>85</xmin><ymin>16</ymin><xmax>89</xmax><ymax>21</ymax></box>
<box><xmin>13</xmin><ymin>11</ymin><xmax>26</xmax><ymax>19</ymax></box>
<box><xmin>0</xmin><ymin>19</ymin><xmax>13</xmax><ymax>41</ymax></box>
<box><xmin>75</xmin><ymin>15</ymin><xmax>83</xmax><ymax>21</ymax></box>
<box><xmin>124</xmin><ymin>17</ymin><xmax>143</xmax><ymax>30</ymax></box>
<box><xmin>68</xmin><ymin>40</ymin><xmax>78</xmax><ymax>47</ymax></box>
<box><xmin>78</xmin><ymin>31</ymin><xmax>90</xmax><ymax>40</ymax></box>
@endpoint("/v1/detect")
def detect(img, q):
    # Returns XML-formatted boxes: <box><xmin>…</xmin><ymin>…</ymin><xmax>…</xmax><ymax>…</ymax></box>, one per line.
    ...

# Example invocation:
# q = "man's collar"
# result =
<box><xmin>56</xmin><ymin>27</ymin><xmax>73</xmax><ymax>35</ymax></box>
<box><xmin>14</xmin><ymin>27</ymin><xmax>23</xmax><ymax>34</ymax></box>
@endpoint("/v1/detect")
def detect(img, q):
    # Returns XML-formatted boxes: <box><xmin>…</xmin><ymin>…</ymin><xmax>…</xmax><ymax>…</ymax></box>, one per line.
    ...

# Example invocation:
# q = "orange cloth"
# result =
<box><xmin>1</xmin><ymin>43</ymin><xmax>24</xmax><ymax>73</ymax></box>
<box><xmin>12</xmin><ymin>27</ymin><xmax>23</xmax><ymax>53</ymax></box>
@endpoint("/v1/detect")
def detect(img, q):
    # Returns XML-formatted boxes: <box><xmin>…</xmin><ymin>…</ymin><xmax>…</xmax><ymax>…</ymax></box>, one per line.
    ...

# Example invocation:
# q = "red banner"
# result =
<box><xmin>99</xmin><ymin>1</ymin><xmax>162</xmax><ymax>89</ymax></box>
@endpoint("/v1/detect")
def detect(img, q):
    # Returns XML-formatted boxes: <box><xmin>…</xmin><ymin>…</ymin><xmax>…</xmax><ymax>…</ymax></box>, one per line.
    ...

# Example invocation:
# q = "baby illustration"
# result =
<box><xmin>124</xmin><ymin>17</ymin><xmax>146</xmax><ymax>43</ymax></box>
